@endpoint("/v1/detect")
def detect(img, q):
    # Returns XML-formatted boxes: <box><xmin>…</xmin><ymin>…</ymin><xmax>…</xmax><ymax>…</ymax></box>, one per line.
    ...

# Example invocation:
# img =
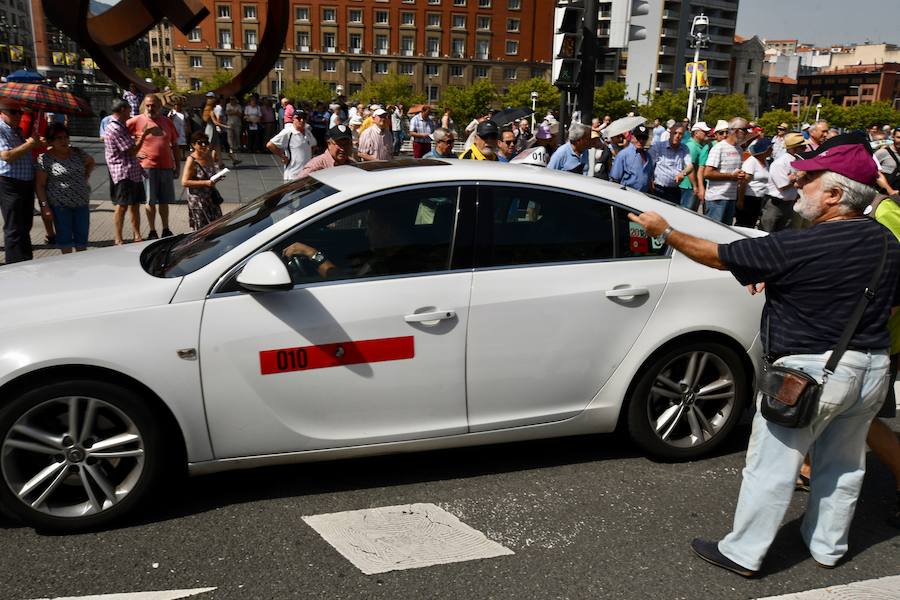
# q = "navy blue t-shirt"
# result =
<box><xmin>718</xmin><ymin>218</ymin><xmax>900</xmax><ymax>355</ymax></box>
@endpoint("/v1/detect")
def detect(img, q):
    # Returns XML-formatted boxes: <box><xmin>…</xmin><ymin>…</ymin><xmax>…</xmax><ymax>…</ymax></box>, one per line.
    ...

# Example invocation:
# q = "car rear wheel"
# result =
<box><xmin>627</xmin><ymin>341</ymin><xmax>749</xmax><ymax>460</ymax></box>
<box><xmin>0</xmin><ymin>380</ymin><xmax>166</xmax><ymax>532</ymax></box>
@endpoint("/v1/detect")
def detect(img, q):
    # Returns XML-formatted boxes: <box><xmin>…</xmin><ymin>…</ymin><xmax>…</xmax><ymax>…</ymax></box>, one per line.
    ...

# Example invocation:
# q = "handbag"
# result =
<box><xmin>758</xmin><ymin>229</ymin><xmax>888</xmax><ymax>428</ymax></box>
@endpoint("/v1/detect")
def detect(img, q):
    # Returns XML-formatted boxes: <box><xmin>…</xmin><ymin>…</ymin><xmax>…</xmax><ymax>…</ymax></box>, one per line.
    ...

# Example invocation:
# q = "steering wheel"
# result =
<box><xmin>286</xmin><ymin>254</ymin><xmax>319</xmax><ymax>279</ymax></box>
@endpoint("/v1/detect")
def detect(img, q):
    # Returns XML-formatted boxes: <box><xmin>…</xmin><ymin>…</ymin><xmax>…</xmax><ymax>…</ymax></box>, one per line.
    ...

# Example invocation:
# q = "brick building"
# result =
<box><xmin>797</xmin><ymin>63</ymin><xmax>900</xmax><ymax>108</ymax></box>
<box><xmin>171</xmin><ymin>0</ymin><xmax>553</xmax><ymax>101</ymax></box>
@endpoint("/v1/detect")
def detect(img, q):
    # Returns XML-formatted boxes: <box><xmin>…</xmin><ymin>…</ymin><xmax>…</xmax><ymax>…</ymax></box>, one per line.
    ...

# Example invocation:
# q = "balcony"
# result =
<box><xmin>377</xmin><ymin>48</ymin><xmax>389</xmax><ymax>55</ymax></box>
<box><xmin>401</xmin><ymin>49</ymin><xmax>414</xmax><ymax>56</ymax></box>
<box><xmin>476</xmin><ymin>52</ymin><xmax>490</xmax><ymax>60</ymax></box>
<box><xmin>325</xmin><ymin>46</ymin><xmax>336</xmax><ymax>53</ymax></box>
<box><xmin>350</xmin><ymin>47</ymin><xmax>361</xmax><ymax>54</ymax></box>
<box><xmin>220</xmin><ymin>42</ymin><xmax>232</xmax><ymax>50</ymax></box>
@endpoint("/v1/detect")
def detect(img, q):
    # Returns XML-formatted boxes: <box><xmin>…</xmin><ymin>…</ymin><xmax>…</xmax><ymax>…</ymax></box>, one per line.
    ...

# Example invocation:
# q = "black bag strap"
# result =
<box><xmin>823</xmin><ymin>229</ymin><xmax>889</xmax><ymax>375</ymax></box>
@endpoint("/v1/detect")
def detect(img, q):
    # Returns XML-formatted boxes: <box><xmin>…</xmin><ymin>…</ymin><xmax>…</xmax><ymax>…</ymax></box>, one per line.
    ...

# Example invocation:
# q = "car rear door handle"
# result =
<box><xmin>404</xmin><ymin>310</ymin><xmax>457</xmax><ymax>323</ymax></box>
<box><xmin>605</xmin><ymin>287</ymin><xmax>650</xmax><ymax>298</ymax></box>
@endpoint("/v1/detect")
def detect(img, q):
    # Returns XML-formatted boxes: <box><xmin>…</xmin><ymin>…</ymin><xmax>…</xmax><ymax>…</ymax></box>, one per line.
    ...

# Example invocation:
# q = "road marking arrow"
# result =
<box><xmin>27</xmin><ymin>588</ymin><xmax>217</xmax><ymax>600</ymax></box>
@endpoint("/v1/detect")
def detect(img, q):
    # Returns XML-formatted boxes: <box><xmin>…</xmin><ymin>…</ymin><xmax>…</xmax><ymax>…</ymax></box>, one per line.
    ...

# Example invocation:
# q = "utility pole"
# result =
<box><xmin>686</xmin><ymin>13</ymin><xmax>709</xmax><ymax>124</ymax></box>
<box><xmin>578</xmin><ymin>0</ymin><xmax>599</xmax><ymax>127</ymax></box>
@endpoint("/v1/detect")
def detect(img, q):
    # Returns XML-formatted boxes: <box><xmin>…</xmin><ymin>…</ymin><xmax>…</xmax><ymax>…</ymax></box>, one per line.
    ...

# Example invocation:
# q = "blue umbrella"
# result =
<box><xmin>6</xmin><ymin>70</ymin><xmax>45</xmax><ymax>83</ymax></box>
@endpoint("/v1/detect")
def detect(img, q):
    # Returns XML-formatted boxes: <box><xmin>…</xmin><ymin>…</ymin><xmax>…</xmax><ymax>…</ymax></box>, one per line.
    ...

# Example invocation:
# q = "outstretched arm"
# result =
<box><xmin>627</xmin><ymin>211</ymin><xmax>726</xmax><ymax>270</ymax></box>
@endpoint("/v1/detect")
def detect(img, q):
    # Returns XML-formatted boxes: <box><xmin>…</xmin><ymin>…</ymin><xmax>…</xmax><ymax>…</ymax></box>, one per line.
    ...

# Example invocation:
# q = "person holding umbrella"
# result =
<box><xmin>0</xmin><ymin>98</ymin><xmax>38</xmax><ymax>263</ymax></box>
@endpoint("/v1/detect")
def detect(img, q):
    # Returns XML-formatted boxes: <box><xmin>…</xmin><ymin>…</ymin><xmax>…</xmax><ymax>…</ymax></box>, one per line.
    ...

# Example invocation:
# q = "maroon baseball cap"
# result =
<box><xmin>790</xmin><ymin>143</ymin><xmax>878</xmax><ymax>186</ymax></box>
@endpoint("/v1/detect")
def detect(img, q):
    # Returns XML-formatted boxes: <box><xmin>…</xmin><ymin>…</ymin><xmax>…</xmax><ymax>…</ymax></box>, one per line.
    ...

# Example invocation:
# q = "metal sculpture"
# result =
<box><xmin>45</xmin><ymin>0</ymin><xmax>290</xmax><ymax>102</ymax></box>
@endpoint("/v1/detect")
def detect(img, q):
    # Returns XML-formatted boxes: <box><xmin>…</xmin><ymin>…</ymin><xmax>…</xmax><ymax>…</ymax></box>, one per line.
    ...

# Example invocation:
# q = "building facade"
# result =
<box><xmin>798</xmin><ymin>63</ymin><xmax>900</xmax><ymax>108</ymax></box>
<box><xmin>730</xmin><ymin>34</ymin><xmax>764</xmax><ymax>117</ymax></box>
<box><xmin>149</xmin><ymin>21</ymin><xmax>176</xmax><ymax>79</ymax></box>
<box><xmin>171</xmin><ymin>0</ymin><xmax>553</xmax><ymax>101</ymax></box>
<box><xmin>2</xmin><ymin>0</ymin><xmax>35</xmax><ymax>76</ymax></box>
<box><xmin>596</xmin><ymin>0</ymin><xmax>741</xmax><ymax>100</ymax></box>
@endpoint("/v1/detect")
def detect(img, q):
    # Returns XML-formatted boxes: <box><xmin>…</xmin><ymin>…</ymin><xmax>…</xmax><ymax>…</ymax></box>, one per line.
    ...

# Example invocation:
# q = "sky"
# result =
<box><xmin>735</xmin><ymin>0</ymin><xmax>898</xmax><ymax>46</ymax></box>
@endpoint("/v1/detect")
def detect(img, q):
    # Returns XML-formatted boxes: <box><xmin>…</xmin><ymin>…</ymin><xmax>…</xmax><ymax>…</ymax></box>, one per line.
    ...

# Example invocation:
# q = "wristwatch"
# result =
<box><xmin>308</xmin><ymin>250</ymin><xmax>327</xmax><ymax>266</ymax></box>
<box><xmin>659</xmin><ymin>226</ymin><xmax>674</xmax><ymax>243</ymax></box>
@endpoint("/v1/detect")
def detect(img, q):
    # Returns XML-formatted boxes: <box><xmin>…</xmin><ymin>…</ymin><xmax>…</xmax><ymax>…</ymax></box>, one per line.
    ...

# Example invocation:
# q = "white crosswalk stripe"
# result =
<box><xmin>755</xmin><ymin>575</ymin><xmax>900</xmax><ymax>599</ymax></box>
<box><xmin>25</xmin><ymin>588</ymin><xmax>217</xmax><ymax>600</ymax></box>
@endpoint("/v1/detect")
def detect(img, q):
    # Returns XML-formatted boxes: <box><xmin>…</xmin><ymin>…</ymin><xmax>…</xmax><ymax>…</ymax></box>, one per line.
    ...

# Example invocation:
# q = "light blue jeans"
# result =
<box><xmin>704</xmin><ymin>199</ymin><xmax>736</xmax><ymax>225</ymax></box>
<box><xmin>718</xmin><ymin>349</ymin><xmax>889</xmax><ymax>571</ymax></box>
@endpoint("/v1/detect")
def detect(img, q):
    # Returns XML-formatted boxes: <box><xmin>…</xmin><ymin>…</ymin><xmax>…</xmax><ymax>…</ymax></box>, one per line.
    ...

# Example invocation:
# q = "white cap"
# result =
<box><xmin>373</xmin><ymin>108</ymin><xmax>388</xmax><ymax>117</ymax></box>
<box><xmin>55</xmin><ymin>81</ymin><xmax>69</xmax><ymax>90</ymax></box>
<box><xmin>369</xmin><ymin>104</ymin><xmax>382</xmax><ymax>111</ymax></box>
<box><xmin>666</xmin><ymin>119</ymin><xmax>676</xmax><ymax>128</ymax></box>
<box><xmin>691</xmin><ymin>121</ymin><xmax>711</xmax><ymax>132</ymax></box>
<box><xmin>713</xmin><ymin>119</ymin><xmax>729</xmax><ymax>133</ymax></box>
<box><xmin>801</xmin><ymin>122</ymin><xmax>811</xmax><ymax>131</ymax></box>
<box><xmin>205</xmin><ymin>91</ymin><xmax>216</xmax><ymax>97</ymax></box>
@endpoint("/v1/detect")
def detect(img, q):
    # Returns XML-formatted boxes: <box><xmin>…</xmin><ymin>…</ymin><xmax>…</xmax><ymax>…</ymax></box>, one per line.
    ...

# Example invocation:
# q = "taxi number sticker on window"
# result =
<box><xmin>628</xmin><ymin>221</ymin><xmax>650</xmax><ymax>254</ymax></box>
<box><xmin>259</xmin><ymin>336</ymin><xmax>415</xmax><ymax>375</ymax></box>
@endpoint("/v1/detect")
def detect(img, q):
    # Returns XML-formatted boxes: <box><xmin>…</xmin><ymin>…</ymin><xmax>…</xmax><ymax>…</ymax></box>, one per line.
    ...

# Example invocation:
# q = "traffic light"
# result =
<box><xmin>553</xmin><ymin>3</ymin><xmax>583</xmax><ymax>89</ymax></box>
<box><xmin>608</xmin><ymin>0</ymin><xmax>649</xmax><ymax>49</ymax></box>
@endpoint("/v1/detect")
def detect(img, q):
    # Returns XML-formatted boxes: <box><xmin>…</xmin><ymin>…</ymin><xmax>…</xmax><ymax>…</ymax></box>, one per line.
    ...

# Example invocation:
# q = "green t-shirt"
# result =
<box><xmin>680</xmin><ymin>138</ymin><xmax>710</xmax><ymax>190</ymax></box>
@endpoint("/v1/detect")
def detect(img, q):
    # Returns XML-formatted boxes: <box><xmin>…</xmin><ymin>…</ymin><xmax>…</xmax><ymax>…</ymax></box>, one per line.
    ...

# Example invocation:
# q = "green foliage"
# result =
<box><xmin>805</xmin><ymin>97</ymin><xmax>847</xmax><ymax>128</ymax></box>
<box><xmin>134</xmin><ymin>68</ymin><xmax>175</xmax><ymax>93</ymax></box>
<box><xmin>593</xmin><ymin>81</ymin><xmax>635</xmax><ymax>120</ymax></box>
<box><xmin>638</xmin><ymin>89</ymin><xmax>689</xmax><ymax>123</ymax></box>
<box><xmin>844</xmin><ymin>101</ymin><xmax>900</xmax><ymax>129</ymax></box>
<box><xmin>198</xmin><ymin>70</ymin><xmax>235</xmax><ymax>94</ymax></box>
<box><xmin>702</xmin><ymin>94</ymin><xmax>751</xmax><ymax>126</ymax></box>
<box><xmin>757</xmin><ymin>109</ymin><xmax>797</xmax><ymax>135</ymax></box>
<box><xmin>357</xmin><ymin>74</ymin><xmax>426</xmax><ymax>110</ymax></box>
<box><xmin>440</xmin><ymin>79</ymin><xmax>498</xmax><ymax>124</ymax></box>
<box><xmin>499</xmin><ymin>78</ymin><xmax>559</xmax><ymax>118</ymax></box>
<box><xmin>282</xmin><ymin>78</ymin><xmax>334</xmax><ymax>106</ymax></box>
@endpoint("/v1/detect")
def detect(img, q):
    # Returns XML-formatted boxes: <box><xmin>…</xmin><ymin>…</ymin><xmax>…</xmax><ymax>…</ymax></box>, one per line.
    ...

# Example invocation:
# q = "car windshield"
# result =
<box><xmin>143</xmin><ymin>177</ymin><xmax>338</xmax><ymax>278</ymax></box>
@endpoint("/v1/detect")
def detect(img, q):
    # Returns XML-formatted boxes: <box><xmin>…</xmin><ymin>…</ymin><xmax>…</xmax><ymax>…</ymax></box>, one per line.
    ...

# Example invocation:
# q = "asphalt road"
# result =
<box><xmin>1</xmin><ymin>421</ymin><xmax>899</xmax><ymax>600</ymax></box>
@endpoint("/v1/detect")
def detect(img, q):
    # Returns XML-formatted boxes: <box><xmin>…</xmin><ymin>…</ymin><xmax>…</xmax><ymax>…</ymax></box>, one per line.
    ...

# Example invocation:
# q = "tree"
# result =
<box><xmin>357</xmin><ymin>74</ymin><xmax>426</xmax><ymax>110</ymax></box>
<box><xmin>593</xmin><ymin>81</ymin><xmax>635</xmax><ymax>120</ymax></box>
<box><xmin>134</xmin><ymin>67</ymin><xmax>175</xmax><ymax>93</ymax></box>
<box><xmin>844</xmin><ymin>101</ymin><xmax>900</xmax><ymax>130</ymax></box>
<box><xmin>199</xmin><ymin>70</ymin><xmax>235</xmax><ymax>94</ymax></box>
<box><xmin>702</xmin><ymin>94</ymin><xmax>751</xmax><ymax>127</ymax></box>
<box><xmin>803</xmin><ymin>97</ymin><xmax>847</xmax><ymax>128</ymax></box>
<box><xmin>440</xmin><ymin>79</ymin><xmax>498</xmax><ymax>124</ymax></box>
<box><xmin>638</xmin><ymin>89</ymin><xmax>689</xmax><ymax>123</ymax></box>
<box><xmin>757</xmin><ymin>109</ymin><xmax>797</xmax><ymax>135</ymax></box>
<box><xmin>282</xmin><ymin>78</ymin><xmax>334</xmax><ymax>106</ymax></box>
<box><xmin>499</xmin><ymin>77</ymin><xmax>559</xmax><ymax>120</ymax></box>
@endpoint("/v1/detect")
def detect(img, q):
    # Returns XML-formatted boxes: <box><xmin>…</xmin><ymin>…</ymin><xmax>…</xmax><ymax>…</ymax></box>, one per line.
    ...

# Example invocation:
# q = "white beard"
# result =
<box><xmin>793</xmin><ymin>190</ymin><xmax>824</xmax><ymax>221</ymax></box>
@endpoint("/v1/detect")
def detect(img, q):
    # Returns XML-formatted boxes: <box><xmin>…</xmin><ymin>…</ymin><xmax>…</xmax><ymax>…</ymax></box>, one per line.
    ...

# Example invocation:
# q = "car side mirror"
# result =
<box><xmin>236</xmin><ymin>251</ymin><xmax>294</xmax><ymax>293</ymax></box>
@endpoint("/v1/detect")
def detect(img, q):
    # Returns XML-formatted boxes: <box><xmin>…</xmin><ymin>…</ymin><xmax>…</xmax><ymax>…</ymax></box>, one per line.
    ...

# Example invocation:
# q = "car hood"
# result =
<box><xmin>0</xmin><ymin>243</ymin><xmax>182</xmax><ymax>331</ymax></box>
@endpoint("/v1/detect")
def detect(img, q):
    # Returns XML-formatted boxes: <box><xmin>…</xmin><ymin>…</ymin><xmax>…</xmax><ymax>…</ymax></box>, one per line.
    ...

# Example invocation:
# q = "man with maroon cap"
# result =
<box><xmin>629</xmin><ymin>138</ymin><xmax>900</xmax><ymax>577</ymax></box>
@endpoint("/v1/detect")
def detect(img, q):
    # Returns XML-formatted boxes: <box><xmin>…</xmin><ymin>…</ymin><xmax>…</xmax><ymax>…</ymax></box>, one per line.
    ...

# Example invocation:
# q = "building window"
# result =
<box><xmin>191</xmin><ymin>78</ymin><xmax>202</xmax><ymax>90</ymax></box>
<box><xmin>452</xmin><ymin>14</ymin><xmax>466</xmax><ymax>28</ymax></box>
<box><xmin>452</xmin><ymin>38</ymin><xmax>465</xmax><ymax>57</ymax></box>
<box><xmin>400</xmin><ymin>63</ymin><xmax>414</xmax><ymax>75</ymax></box>
<box><xmin>426</xmin><ymin>63</ymin><xmax>439</xmax><ymax>76</ymax></box>
<box><xmin>427</xmin><ymin>13</ymin><xmax>441</xmax><ymax>27</ymax></box>
<box><xmin>322</xmin><ymin>7</ymin><xmax>336</xmax><ymax>22</ymax></box>
<box><xmin>476</xmin><ymin>39</ymin><xmax>490</xmax><ymax>59</ymax></box>
<box><xmin>475</xmin><ymin>66</ymin><xmax>488</xmax><ymax>78</ymax></box>
<box><xmin>350</xmin><ymin>60</ymin><xmax>363</xmax><ymax>73</ymax></box>
<box><xmin>375</xmin><ymin>61</ymin><xmax>389</xmax><ymax>74</ymax></box>
<box><xmin>152</xmin><ymin>52</ymin><xmax>159</xmax><ymax>62</ymax></box>
<box><xmin>349</xmin><ymin>33</ymin><xmax>362</xmax><ymax>53</ymax></box>
<box><xmin>477</xmin><ymin>16</ymin><xmax>491</xmax><ymax>30</ymax></box>
<box><xmin>450</xmin><ymin>65</ymin><xmax>463</xmax><ymax>77</ymax></box>
<box><xmin>244</xmin><ymin>29</ymin><xmax>257</xmax><ymax>49</ymax></box>
<box><xmin>242</xmin><ymin>5</ymin><xmax>257</xmax><ymax>19</ymax></box>
<box><xmin>296</xmin><ymin>31</ymin><xmax>310</xmax><ymax>49</ymax></box>
<box><xmin>323</xmin><ymin>32</ymin><xmax>336</xmax><ymax>52</ymax></box>
<box><xmin>349</xmin><ymin>83</ymin><xmax>363</xmax><ymax>96</ymax></box>
<box><xmin>505</xmin><ymin>40</ymin><xmax>518</xmax><ymax>55</ymax></box>
<box><xmin>375</xmin><ymin>10</ymin><xmax>389</xmax><ymax>25</ymax></box>
<box><xmin>504</xmin><ymin>67</ymin><xmax>517</xmax><ymax>80</ymax></box>
<box><xmin>216</xmin><ymin>4</ymin><xmax>231</xmax><ymax>18</ymax></box>
<box><xmin>349</xmin><ymin>9</ymin><xmax>362</xmax><ymax>23</ymax></box>
<box><xmin>454</xmin><ymin>0</ymin><xmax>466</xmax><ymax>5</ymax></box>
<box><xmin>296</xmin><ymin>58</ymin><xmax>310</xmax><ymax>71</ymax></box>
<box><xmin>507</xmin><ymin>0</ymin><xmax>520</xmax><ymax>8</ymax></box>
<box><xmin>323</xmin><ymin>59</ymin><xmax>337</xmax><ymax>72</ymax></box>
<box><xmin>428</xmin><ymin>0</ymin><xmax>441</xmax><ymax>4</ymax></box>
<box><xmin>427</xmin><ymin>37</ymin><xmax>440</xmax><ymax>57</ymax></box>
<box><xmin>401</xmin><ymin>12</ymin><xmax>415</xmax><ymax>25</ymax></box>
<box><xmin>401</xmin><ymin>36</ymin><xmax>415</xmax><ymax>56</ymax></box>
<box><xmin>531</xmin><ymin>67</ymin><xmax>546</xmax><ymax>79</ymax></box>
<box><xmin>376</xmin><ymin>34</ymin><xmax>389</xmax><ymax>54</ymax></box>
<box><xmin>188</xmin><ymin>28</ymin><xmax>201</xmax><ymax>42</ymax></box>
<box><xmin>295</xmin><ymin>7</ymin><xmax>309</xmax><ymax>21</ymax></box>
<box><xmin>220</xmin><ymin>56</ymin><xmax>233</xmax><ymax>69</ymax></box>
<box><xmin>218</xmin><ymin>29</ymin><xmax>232</xmax><ymax>48</ymax></box>
<box><xmin>190</xmin><ymin>55</ymin><xmax>202</xmax><ymax>68</ymax></box>
<box><xmin>507</xmin><ymin>18</ymin><xmax>519</xmax><ymax>32</ymax></box>
<box><xmin>427</xmin><ymin>85</ymin><xmax>439</xmax><ymax>103</ymax></box>
<box><xmin>478</xmin><ymin>0</ymin><xmax>491</xmax><ymax>7</ymax></box>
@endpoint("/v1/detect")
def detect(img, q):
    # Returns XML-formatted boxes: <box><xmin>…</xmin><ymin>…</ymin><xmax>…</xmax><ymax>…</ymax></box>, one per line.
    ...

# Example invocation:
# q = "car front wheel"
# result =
<box><xmin>627</xmin><ymin>341</ymin><xmax>749</xmax><ymax>460</ymax></box>
<box><xmin>0</xmin><ymin>379</ymin><xmax>166</xmax><ymax>532</ymax></box>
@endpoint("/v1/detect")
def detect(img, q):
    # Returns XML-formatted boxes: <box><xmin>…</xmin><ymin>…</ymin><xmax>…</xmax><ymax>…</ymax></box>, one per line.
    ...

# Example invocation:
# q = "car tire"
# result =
<box><xmin>627</xmin><ymin>341</ymin><xmax>749</xmax><ymax>461</ymax></box>
<box><xmin>0</xmin><ymin>379</ymin><xmax>167</xmax><ymax>532</ymax></box>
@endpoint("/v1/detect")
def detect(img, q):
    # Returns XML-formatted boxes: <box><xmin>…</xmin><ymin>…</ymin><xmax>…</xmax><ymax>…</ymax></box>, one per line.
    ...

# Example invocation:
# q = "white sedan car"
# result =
<box><xmin>0</xmin><ymin>160</ymin><xmax>763</xmax><ymax>532</ymax></box>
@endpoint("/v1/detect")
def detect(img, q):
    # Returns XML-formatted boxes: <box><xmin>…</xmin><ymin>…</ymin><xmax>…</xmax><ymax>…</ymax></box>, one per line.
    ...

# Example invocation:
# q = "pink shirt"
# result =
<box><xmin>301</xmin><ymin>150</ymin><xmax>337</xmax><ymax>176</ymax></box>
<box><xmin>126</xmin><ymin>113</ymin><xmax>178</xmax><ymax>170</ymax></box>
<box><xmin>358</xmin><ymin>126</ymin><xmax>394</xmax><ymax>161</ymax></box>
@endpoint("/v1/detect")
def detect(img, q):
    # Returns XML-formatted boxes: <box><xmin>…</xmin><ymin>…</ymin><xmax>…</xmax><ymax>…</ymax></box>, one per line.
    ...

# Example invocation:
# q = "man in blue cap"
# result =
<box><xmin>610</xmin><ymin>124</ymin><xmax>655</xmax><ymax>192</ymax></box>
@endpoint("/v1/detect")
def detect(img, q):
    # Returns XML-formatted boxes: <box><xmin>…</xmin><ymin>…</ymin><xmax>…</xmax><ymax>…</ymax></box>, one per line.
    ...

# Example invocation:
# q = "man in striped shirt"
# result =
<box><xmin>629</xmin><ymin>140</ymin><xmax>900</xmax><ymax>577</ymax></box>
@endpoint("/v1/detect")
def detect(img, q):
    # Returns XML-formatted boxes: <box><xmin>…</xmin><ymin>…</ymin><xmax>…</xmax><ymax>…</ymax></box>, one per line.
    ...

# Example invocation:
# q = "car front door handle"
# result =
<box><xmin>404</xmin><ymin>310</ymin><xmax>457</xmax><ymax>323</ymax></box>
<box><xmin>605</xmin><ymin>287</ymin><xmax>650</xmax><ymax>298</ymax></box>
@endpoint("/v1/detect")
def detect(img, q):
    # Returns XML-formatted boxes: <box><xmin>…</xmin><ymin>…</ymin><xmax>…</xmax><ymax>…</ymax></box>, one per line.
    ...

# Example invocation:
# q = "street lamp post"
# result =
<box><xmin>530</xmin><ymin>90</ymin><xmax>538</xmax><ymax>130</ymax></box>
<box><xmin>686</xmin><ymin>13</ymin><xmax>709</xmax><ymax>124</ymax></box>
<box><xmin>274</xmin><ymin>63</ymin><xmax>284</xmax><ymax>96</ymax></box>
<box><xmin>815</xmin><ymin>103</ymin><xmax>822</xmax><ymax>122</ymax></box>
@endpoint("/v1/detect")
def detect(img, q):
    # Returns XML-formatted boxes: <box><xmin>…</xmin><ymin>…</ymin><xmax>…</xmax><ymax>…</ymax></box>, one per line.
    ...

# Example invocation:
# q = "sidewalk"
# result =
<box><xmin>1</xmin><ymin>138</ymin><xmax>286</xmax><ymax>264</ymax></box>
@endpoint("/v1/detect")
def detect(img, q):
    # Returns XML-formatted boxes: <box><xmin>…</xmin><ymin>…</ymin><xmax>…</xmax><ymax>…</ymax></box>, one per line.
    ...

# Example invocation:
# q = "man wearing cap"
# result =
<box><xmin>301</xmin><ymin>125</ymin><xmax>354</xmax><ymax>176</ymax></box>
<box><xmin>650</xmin><ymin>124</ymin><xmax>691</xmax><ymax>204</ymax></box>
<box><xmin>357</xmin><ymin>108</ymin><xmax>394</xmax><ymax>162</ymax></box>
<box><xmin>760</xmin><ymin>132</ymin><xmax>806</xmax><ymax>232</ymax></box>
<box><xmin>423</xmin><ymin>128</ymin><xmax>456</xmax><ymax>159</ymax></box>
<box><xmin>703</xmin><ymin>118</ymin><xmax>750</xmax><ymax>224</ymax></box>
<box><xmin>610</xmin><ymin>124</ymin><xmax>654</xmax><ymax>191</ymax></box>
<box><xmin>409</xmin><ymin>105</ymin><xmax>436</xmax><ymax>159</ymax></box>
<box><xmin>0</xmin><ymin>99</ymin><xmax>39</xmax><ymax>263</ymax></box>
<box><xmin>679</xmin><ymin>121</ymin><xmax>710</xmax><ymax>210</ymax></box>
<box><xmin>629</xmin><ymin>138</ymin><xmax>900</xmax><ymax>578</ymax></box>
<box><xmin>548</xmin><ymin>122</ymin><xmax>591</xmax><ymax>174</ymax></box>
<box><xmin>267</xmin><ymin>110</ymin><xmax>318</xmax><ymax>180</ymax></box>
<box><xmin>772</xmin><ymin>123</ymin><xmax>790</xmax><ymax>159</ymax></box>
<box><xmin>459</xmin><ymin>121</ymin><xmax>500</xmax><ymax>161</ymax></box>
<box><xmin>873</xmin><ymin>126</ymin><xmax>900</xmax><ymax>196</ymax></box>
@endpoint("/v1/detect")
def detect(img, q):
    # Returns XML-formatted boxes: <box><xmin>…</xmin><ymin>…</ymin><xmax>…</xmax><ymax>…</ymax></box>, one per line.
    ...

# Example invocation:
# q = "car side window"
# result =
<box><xmin>613</xmin><ymin>207</ymin><xmax>668</xmax><ymax>259</ymax></box>
<box><xmin>275</xmin><ymin>186</ymin><xmax>459</xmax><ymax>285</ymax></box>
<box><xmin>477</xmin><ymin>186</ymin><xmax>616</xmax><ymax>267</ymax></box>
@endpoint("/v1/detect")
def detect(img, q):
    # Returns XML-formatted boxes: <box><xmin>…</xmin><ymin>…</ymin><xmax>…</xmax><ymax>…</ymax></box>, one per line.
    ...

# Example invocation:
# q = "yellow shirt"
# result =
<box><xmin>358</xmin><ymin>116</ymin><xmax>375</xmax><ymax>134</ymax></box>
<box><xmin>875</xmin><ymin>198</ymin><xmax>900</xmax><ymax>353</ymax></box>
<box><xmin>458</xmin><ymin>144</ymin><xmax>497</xmax><ymax>161</ymax></box>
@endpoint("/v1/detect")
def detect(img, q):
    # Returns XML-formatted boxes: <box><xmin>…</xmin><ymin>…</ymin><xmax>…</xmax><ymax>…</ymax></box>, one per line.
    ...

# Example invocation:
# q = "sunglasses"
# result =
<box><xmin>500</xmin><ymin>139</ymin><xmax>516</xmax><ymax>145</ymax></box>
<box><xmin>195</xmin><ymin>140</ymin><xmax>210</xmax><ymax>147</ymax></box>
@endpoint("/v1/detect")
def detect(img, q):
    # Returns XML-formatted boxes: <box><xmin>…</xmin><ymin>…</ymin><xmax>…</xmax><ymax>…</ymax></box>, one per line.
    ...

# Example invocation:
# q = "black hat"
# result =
<box><xmin>293</xmin><ymin>109</ymin><xmax>308</xmax><ymax>120</ymax></box>
<box><xmin>327</xmin><ymin>125</ymin><xmax>352</xmax><ymax>141</ymax></box>
<box><xmin>476</xmin><ymin>120</ymin><xmax>499</xmax><ymax>139</ymax></box>
<box><xmin>797</xmin><ymin>131</ymin><xmax>873</xmax><ymax>159</ymax></box>
<box><xmin>631</xmin><ymin>125</ymin><xmax>650</xmax><ymax>139</ymax></box>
